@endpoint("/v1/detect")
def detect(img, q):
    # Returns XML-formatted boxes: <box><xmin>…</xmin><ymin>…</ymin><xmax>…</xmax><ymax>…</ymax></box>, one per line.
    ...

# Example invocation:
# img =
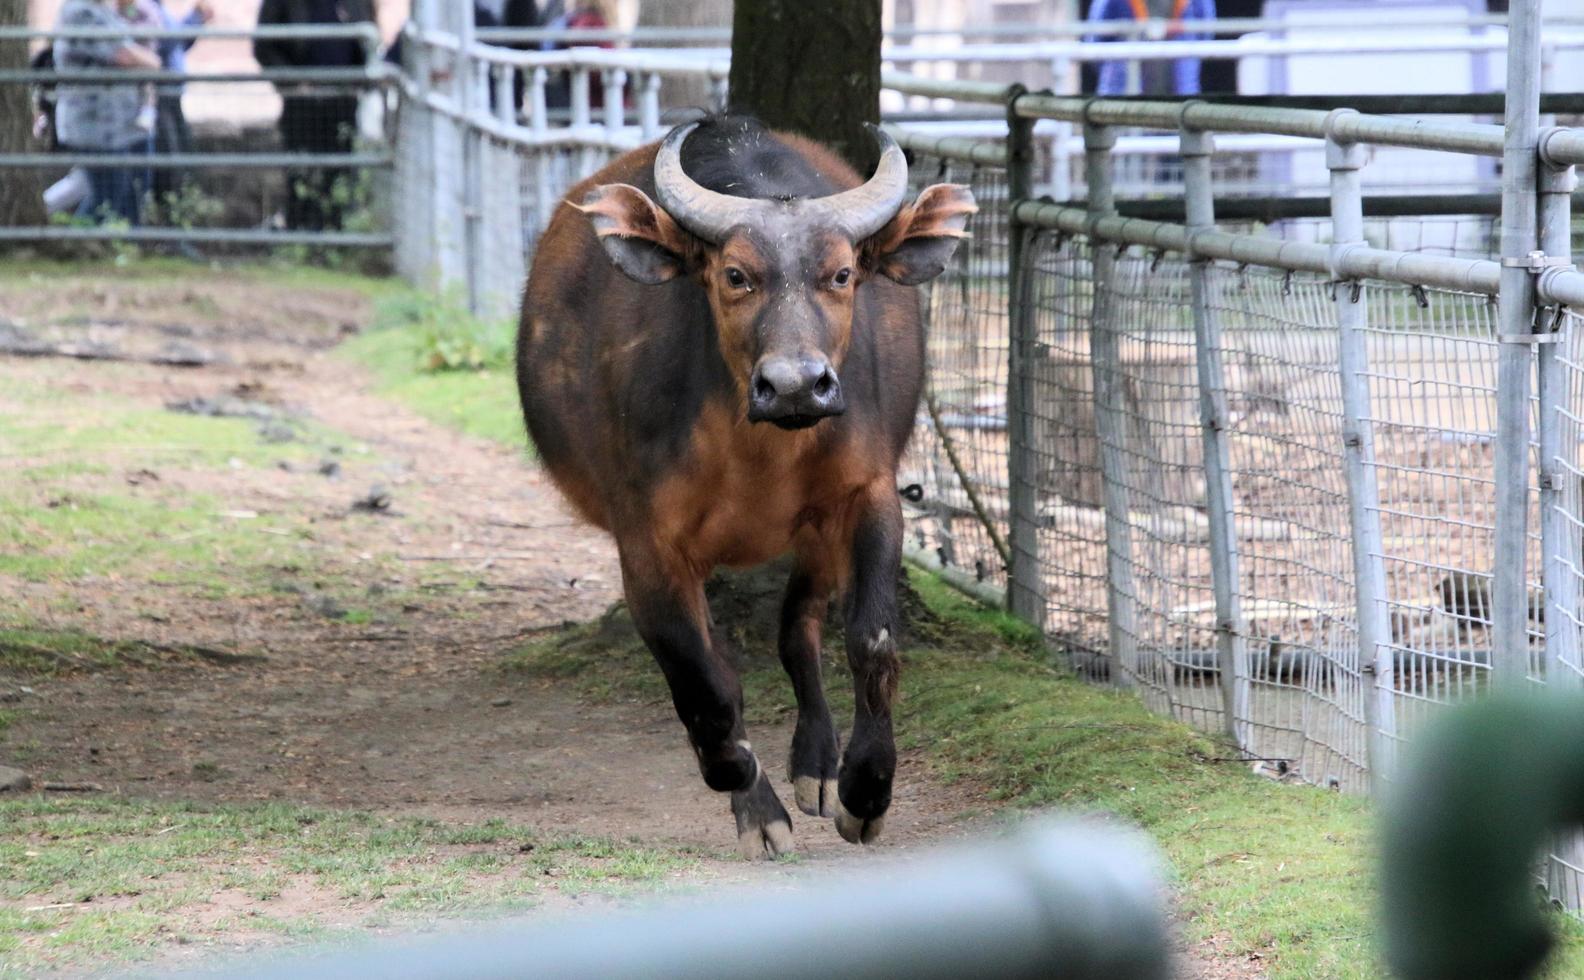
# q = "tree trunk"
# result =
<box><xmin>728</xmin><ymin>0</ymin><xmax>882</xmax><ymax>173</ymax></box>
<box><xmin>0</xmin><ymin>0</ymin><xmax>45</xmax><ymax>237</ymax></box>
<box><xmin>639</xmin><ymin>0</ymin><xmax>731</xmax><ymax>112</ymax></box>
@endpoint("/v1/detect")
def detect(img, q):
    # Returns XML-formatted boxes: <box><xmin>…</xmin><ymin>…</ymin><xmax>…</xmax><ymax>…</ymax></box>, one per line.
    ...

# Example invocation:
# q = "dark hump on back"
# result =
<box><xmin>678</xmin><ymin>115</ymin><xmax>841</xmax><ymax>201</ymax></box>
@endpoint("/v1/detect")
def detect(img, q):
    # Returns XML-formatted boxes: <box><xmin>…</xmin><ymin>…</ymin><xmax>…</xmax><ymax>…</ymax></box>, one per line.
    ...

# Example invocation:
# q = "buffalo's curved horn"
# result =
<box><xmin>652</xmin><ymin>122</ymin><xmax>910</xmax><ymax>244</ymax></box>
<box><xmin>652</xmin><ymin>122</ymin><xmax>763</xmax><ymax>244</ymax></box>
<box><xmin>804</xmin><ymin>125</ymin><xmax>910</xmax><ymax>241</ymax></box>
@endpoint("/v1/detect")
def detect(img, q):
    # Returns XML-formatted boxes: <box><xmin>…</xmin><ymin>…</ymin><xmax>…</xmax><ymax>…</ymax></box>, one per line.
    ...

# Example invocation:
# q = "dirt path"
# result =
<box><xmin>0</xmin><ymin>270</ymin><xmax>1255</xmax><ymax>978</ymax></box>
<box><xmin>0</xmin><ymin>276</ymin><xmax>987</xmax><ymax>856</ymax></box>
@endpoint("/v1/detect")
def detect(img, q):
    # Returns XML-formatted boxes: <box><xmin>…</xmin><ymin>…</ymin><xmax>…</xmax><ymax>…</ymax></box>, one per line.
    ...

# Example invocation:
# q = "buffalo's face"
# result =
<box><xmin>578</xmin><ymin>123</ymin><xmax>976</xmax><ymax>430</ymax></box>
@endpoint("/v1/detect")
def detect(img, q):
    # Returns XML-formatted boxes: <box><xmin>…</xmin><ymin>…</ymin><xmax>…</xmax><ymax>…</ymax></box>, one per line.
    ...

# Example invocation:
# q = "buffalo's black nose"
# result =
<box><xmin>748</xmin><ymin>356</ymin><xmax>845</xmax><ymax>429</ymax></box>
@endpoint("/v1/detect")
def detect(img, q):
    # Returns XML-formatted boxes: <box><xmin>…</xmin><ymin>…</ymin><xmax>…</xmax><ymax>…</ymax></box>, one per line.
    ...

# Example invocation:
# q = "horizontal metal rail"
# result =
<box><xmin>470</xmin><ymin>13</ymin><xmax>1584</xmax><ymax>45</ymax></box>
<box><xmin>1541</xmin><ymin>127</ymin><xmax>1584</xmax><ymax>168</ymax></box>
<box><xmin>0</xmin><ymin>153</ymin><xmax>390</xmax><ymax>169</ymax></box>
<box><xmin>0</xmin><ymin>24</ymin><xmax>379</xmax><ymax>42</ymax></box>
<box><xmin>0</xmin><ymin>227</ymin><xmax>391</xmax><ymax>247</ymax></box>
<box><xmin>462</xmin><ymin>40</ymin><xmax>730</xmax><ymax>77</ymax></box>
<box><xmin>0</xmin><ymin>68</ymin><xmax>383</xmax><ymax>84</ymax></box>
<box><xmin>880</xmin><ymin>70</ymin><xmax>1015</xmax><ymax>105</ymax></box>
<box><xmin>1186</xmin><ymin>93</ymin><xmax>1584</xmax><ymax>115</ymax></box>
<box><xmin>886</xmin><ymin>127</ymin><xmax>1010</xmax><ymax>166</ymax></box>
<box><xmin>1012</xmin><ymin>95</ymin><xmax>1506</xmax><ymax>156</ymax></box>
<box><xmin>1539</xmin><ymin>267</ymin><xmax>1584</xmax><ymax>307</ymax></box>
<box><xmin>905</xmin><ymin>541</ymin><xmax>1009</xmax><ymax>607</ymax></box>
<box><xmin>1013</xmin><ymin>200</ymin><xmax>1501</xmax><ymax>293</ymax></box>
<box><xmin>461</xmin><ymin>29</ymin><xmax>1584</xmax><ymax>65</ymax></box>
<box><xmin>884</xmin><ymin>32</ymin><xmax>1584</xmax><ymax>64</ymax></box>
<box><xmin>207</xmin><ymin>819</ymin><xmax>1169</xmax><ymax>980</ymax></box>
<box><xmin>1113</xmin><ymin>192</ymin><xmax>1510</xmax><ymax>222</ymax></box>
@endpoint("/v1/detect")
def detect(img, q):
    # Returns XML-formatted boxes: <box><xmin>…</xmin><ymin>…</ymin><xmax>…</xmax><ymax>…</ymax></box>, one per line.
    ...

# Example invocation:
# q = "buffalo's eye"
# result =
<box><xmin>832</xmin><ymin>268</ymin><xmax>853</xmax><ymax>288</ymax></box>
<box><xmin>724</xmin><ymin>267</ymin><xmax>751</xmax><ymax>290</ymax></box>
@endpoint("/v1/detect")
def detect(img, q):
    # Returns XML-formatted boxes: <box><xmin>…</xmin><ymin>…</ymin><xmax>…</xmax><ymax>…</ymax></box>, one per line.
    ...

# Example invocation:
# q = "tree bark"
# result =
<box><xmin>729</xmin><ymin>0</ymin><xmax>882</xmax><ymax>173</ymax></box>
<box><xmin>639</xmin><ymin>0</ymin><xmax>731</xmax><ymax>111</ymax></box>
<box><xmin>0</xmin><ymin>0</ymin><xmax>45</xmax><ymax>236</ymax></box>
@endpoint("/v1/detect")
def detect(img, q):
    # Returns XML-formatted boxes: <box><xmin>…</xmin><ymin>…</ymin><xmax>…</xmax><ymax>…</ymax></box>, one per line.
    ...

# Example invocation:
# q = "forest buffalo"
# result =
<box><xmin>517</xmin><ymin>115</ymin><xmax>974</xmax><ymax>857</ymax></box>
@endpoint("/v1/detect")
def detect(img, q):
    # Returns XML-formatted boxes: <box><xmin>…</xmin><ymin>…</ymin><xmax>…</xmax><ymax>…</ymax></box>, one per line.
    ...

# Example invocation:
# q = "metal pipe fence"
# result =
<box><xmin>388</xmin><ymin>0</ymin><xmax>1584</xmax><ymax>914</ymax></box>
<box><xmin>0</xmin><ymin>24</ymin><xmax>392</xmax><ymax>250</ymax></box>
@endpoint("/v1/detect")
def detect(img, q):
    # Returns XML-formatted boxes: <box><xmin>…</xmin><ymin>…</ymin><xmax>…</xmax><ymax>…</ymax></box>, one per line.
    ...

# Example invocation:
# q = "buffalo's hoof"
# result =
<box><xmin>834</xmin><ymin>799</ymin><xmax>886</xmax><ymax>846</ymax></box>
<box><xmin>788</xmin><ymin>718</ymin><xmax>840</xmax><ymax>818</ymax></box>
<box><xmin>737</xmin><ymin>818</ymin><xmax>795</xmax><ymax>860</ymax></box>
<box><xmin>733</xmin><ymin>772</ymin><xmax>795</xmax><ymax>860</ymax></box>
<box><xmin>792</xmin><ymin>775</ymin><xmax>840</xmax><ymax>818</ymax></box>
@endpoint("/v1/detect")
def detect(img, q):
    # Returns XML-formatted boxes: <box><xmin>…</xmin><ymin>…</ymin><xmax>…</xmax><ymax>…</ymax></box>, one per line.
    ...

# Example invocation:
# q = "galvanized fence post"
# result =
<box><xmin>1005</xmin><ymin>87</ymin><xmax>1047</xmax><ymax>630</ymax></box>
<box><xmin>393</xmin><ymin>26</ymin><xmax>431</xmax><ymax>284</ymax></box>
<box><xmin>457</xmin><ymin>2</ymin><xmax>484</xmax><ymax>315</ymax></box>
<box><xmin>1492</xmin><ymin>0</ymin><xmax>1545</xmax><ymax>687</ymax></box>
<box><xmin>1538</xmin><ymin>127</ymin><xmax>1583</xmax><ymax>919</ymax></box>
<box><xmin>1179</xmin><ymin>117</ymin><xmax>1248</xmax><ymax>750</ymax></box>
<box><xmin>1083</xmin><ymin>120</ymin><xmax>1139</xmax><ymax>687</ymax></box>
<box><xmin>1538</xmin><ymin>132</ymin><xmax>1579</xmax><ymax>688</ymax></box>
<box><xmin>426</xmin><ymin>9</ymin><xmax>466</xmax><ymax>291</ymax></box>
<box><xmin>529</xmin><ymin>67</ymin><xmax>553</xmax><ymax>236</ymax></box>
<box><xmin>1326</xmin><ymin>111</ymin><xmax>1397</xmax><ymax>789</ymax></box>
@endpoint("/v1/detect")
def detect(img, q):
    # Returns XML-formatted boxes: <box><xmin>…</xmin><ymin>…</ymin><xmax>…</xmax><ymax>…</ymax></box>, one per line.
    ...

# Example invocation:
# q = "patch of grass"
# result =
<box><xmin>0</xmin><ymin>628</ymin><xmax>129</xmax><ymax>674</ymax></box>
<box><xmin>371</xmin><ymin>290</ymin><xmax>516</xmax><ymax>372</ymax></box>
<box><xmin>0</xmin><ymin>797</ymin><xmax>703</xmax><ymax>975</ymax></box>
<box><xmin>0</xmin><ymin>362</ymin><xmax>400</xmax><ymax>610</ymax></box>
<box><xmin>0</xmin><ymin>487</ymin><xmax>291</xmax><ymax>590</ymax></box>
<box><xmin>0</xmin><ymin>627</ymin><xmax>268</xmax><ymax>678</ymax></box>
<box><xmin>0</xmin><ymin>256</ymin><xmax>395</xmax><ymax>297</ymax></box>
<box><xmin>338</xmin><ymin>311</ymin><xmax>524</xmax><ymax>448</ymax></box>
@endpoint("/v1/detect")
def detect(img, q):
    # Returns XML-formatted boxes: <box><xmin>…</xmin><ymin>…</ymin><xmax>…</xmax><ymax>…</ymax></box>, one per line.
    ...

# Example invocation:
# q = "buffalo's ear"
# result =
<box><xmin>573</xmin><ymin>183</ymin><xmax>699</xmax><ymax>285</ymax></box>
<box><xmin>862</xmin><ymin>184</ymin><xmax>977</xmax><ymax>286</ymax></box>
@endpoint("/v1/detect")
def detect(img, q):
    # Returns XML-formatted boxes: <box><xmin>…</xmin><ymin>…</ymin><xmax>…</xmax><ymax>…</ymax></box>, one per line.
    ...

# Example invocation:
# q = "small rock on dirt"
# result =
<box><xmin>491</xmin><ymin>698</ymin><xmax>513</xmax><ymax>708</ymax></box>
<box><xmin>303</xmin><ymin>593</ymin><xmax>347</xmax><ymax>620</ymax></box>
<box><xmin>151</xmin><ymin>340</ymin><xmax>217</xmax><ymax>367</ymax></box>
<box><xmin>318</xmin><ymin>458</ymin><xmax>341</xmax><ymax>478</ymax></box>
<box><xmin>0</xmin><ymin>766</ymin><xmax>32</xmax><ymax>793</ymax></box>
<box><xmin>256</xmin><ymin>419</ymin><xmax>297</xmax><ymax>444</ymax></box>
<box><xmin>0</xmin><ymin>322</ymin><xmax>51</xmax><ymax>355</ymax></box>
<box><xmin>165</xmin><ymin>395</ymin><xmax>276</xmax><ymax>421</ymax></box>
<box><xmin>352</xmin><ymin>484</ymin><xmax>393</xmax><ymax>513</ymax></box>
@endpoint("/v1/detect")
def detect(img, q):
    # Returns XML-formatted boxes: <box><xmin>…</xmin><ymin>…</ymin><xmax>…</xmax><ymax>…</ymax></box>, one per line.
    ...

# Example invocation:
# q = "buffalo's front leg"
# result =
<box><xmin>619</xmin><ymin>541</ymin><xmax>793</xmax><ymax>858</ymax></box>
<box><xmin>779</xmin><ymin>561</ymin><xmax>841</xmax><ymax>817</ymax></box>
<box><xmin>836</xmin><ymin>484</ymin><xmax>903</xmax><ymax>845</ymax></box>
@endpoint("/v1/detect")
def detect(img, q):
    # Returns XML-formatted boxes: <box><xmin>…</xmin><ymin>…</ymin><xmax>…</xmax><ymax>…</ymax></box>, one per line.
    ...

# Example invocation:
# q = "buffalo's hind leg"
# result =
<box><xmin>619</xmin><ymin>540</ymin><xmax>794</xmax><ymax>859</ymax></box>
<box><xmin>835</xmin><ymin>483</ymin><xmax>904</xmax><ymax>846</ymax></box>
<box><xmin>779</xmin><ymin>559</ymin><xmax>841</xmax><ymax>818</ymax></box>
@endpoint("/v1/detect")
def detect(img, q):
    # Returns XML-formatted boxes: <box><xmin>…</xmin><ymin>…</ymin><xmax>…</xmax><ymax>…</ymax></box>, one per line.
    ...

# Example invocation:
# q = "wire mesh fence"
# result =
<box><xmin>893</xmin><ymin>131</ymin><xmax>1584</xmax><ymax>809</ymax></box>
<box><xmin>902</xmin><ymin>151</ymin><xmax>1013</xmax><ymax>593</ymax></box>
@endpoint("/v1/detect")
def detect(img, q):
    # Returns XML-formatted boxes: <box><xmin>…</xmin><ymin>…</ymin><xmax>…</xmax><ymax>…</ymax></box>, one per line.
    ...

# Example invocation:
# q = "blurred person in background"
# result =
<box><xmin>29</xmin><ymin>44</ymin><xmax>94</xmax><ymax>216</ymax></box>
<box><xmin>539</xmin><ymin>0</ymin><xmax>615</xmax><ymax>111</ymax></box>
<box><xmin>52</xmin><ymin>0</ymin><xmax>162</xmax><ymax>224</ymax></box>
<box><xmin>149</xmin><ymin>0</ymin><xmax>215</xmax><ymax>204</ymax></box>
<box><xmin>254</xmin><ymin>0</ymin><xmax>375</xmax><ymax>231</ymax></box>
<box><xmin>1086</xmin><ymin>0</ymin><xmax>1217</xmax><ymax>96</ymax></box>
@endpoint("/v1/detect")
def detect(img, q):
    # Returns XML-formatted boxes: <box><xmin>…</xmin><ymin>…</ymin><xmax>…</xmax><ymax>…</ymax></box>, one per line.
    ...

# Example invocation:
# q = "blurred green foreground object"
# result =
<box><xmin>1383</xmin><ymin>692</ymin><xmax>1584</xmax><ymax>978</ymax></box>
